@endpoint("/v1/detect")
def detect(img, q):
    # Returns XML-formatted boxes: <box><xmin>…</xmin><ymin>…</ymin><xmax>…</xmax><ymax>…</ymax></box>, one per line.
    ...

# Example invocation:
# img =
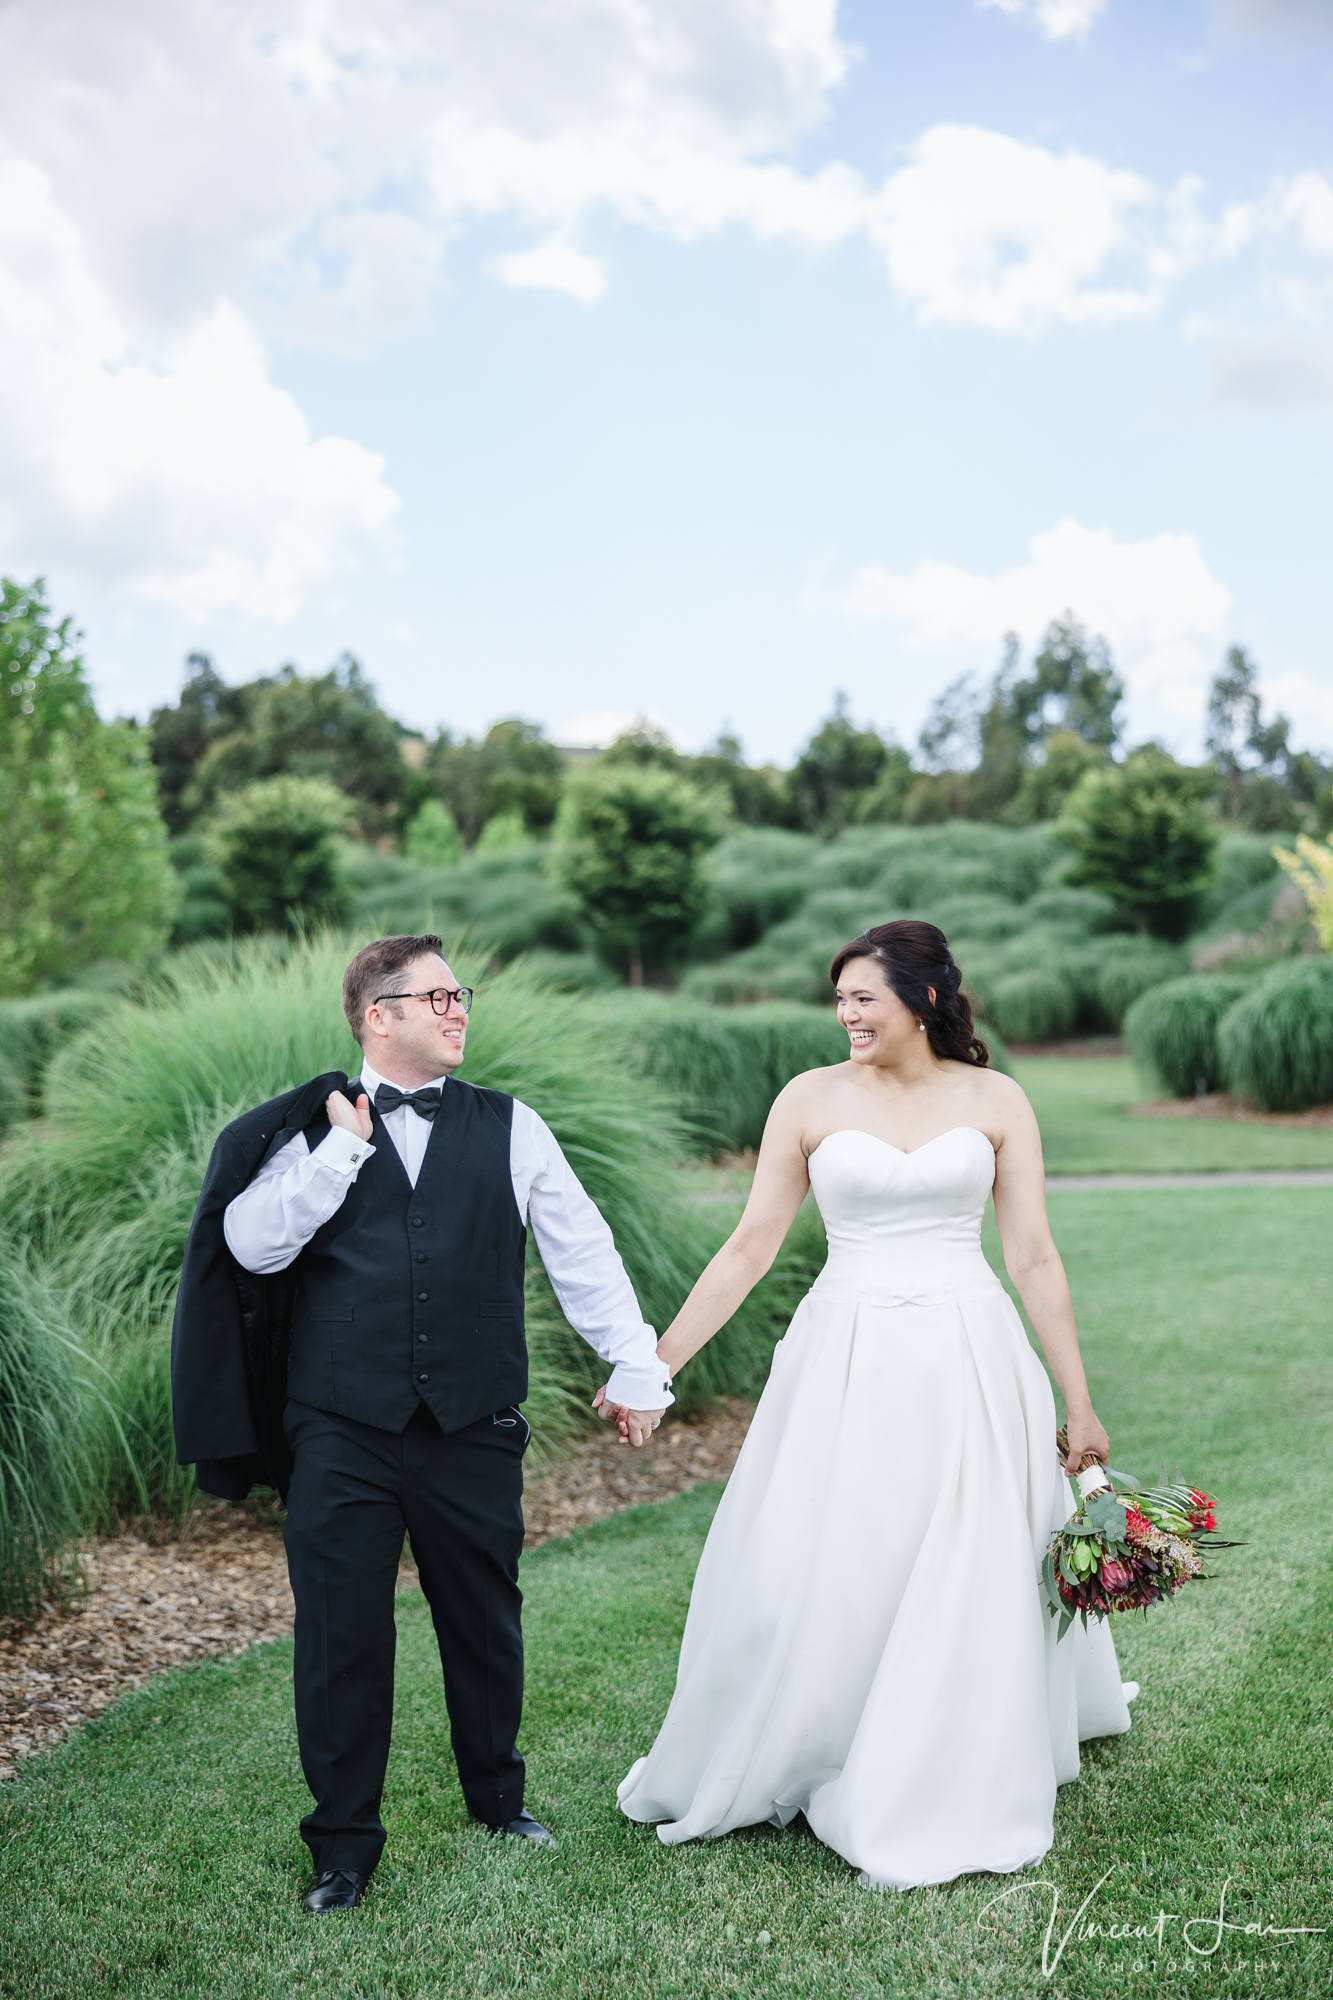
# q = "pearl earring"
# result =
<box><xmin>919</xmin><ymin>1021</ymin><xmax>926</xmax><ymax>1032</ymax></box>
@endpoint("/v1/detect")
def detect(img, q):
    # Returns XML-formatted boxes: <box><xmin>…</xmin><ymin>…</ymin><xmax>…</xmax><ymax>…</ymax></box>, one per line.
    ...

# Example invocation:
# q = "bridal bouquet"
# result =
<box><xmin>1042</xmin><ymin>1427</ymin><xmax>1237</xmax><ymax>1641</ymax></box>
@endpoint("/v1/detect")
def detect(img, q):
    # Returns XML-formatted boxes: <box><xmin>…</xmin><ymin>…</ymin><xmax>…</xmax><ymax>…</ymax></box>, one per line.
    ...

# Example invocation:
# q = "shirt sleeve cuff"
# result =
<box><xmin>603</xmin><ymin>1361</ymin><xmax>675</xmax><ymax>1411</ymax></box>
<box><xmin>312</xmin><ymin>1126</ymin><xmax>376</xmax><ymax>1176</ymax></box>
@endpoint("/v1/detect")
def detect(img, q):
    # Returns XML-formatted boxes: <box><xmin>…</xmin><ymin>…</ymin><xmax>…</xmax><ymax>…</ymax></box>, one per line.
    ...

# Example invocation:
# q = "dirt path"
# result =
<box><xmin>0</xmin><ymin>1399</ymin><xmax>754</xmax><ymax>1782</ymax></box>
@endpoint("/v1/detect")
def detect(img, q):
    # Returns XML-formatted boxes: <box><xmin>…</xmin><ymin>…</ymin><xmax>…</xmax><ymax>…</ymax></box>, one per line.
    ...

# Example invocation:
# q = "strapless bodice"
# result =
<box><xmin>807</xmin><ymin>1126</ymin><xmax>1001</xmax><ymax>1305</ymax></box>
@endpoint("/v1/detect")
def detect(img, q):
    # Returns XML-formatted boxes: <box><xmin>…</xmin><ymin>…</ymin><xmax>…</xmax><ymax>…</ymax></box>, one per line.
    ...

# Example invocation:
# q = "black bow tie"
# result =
<box><xmin>372</xmin><ymin>1084</ymin><xmax>443</xmax><ymax>1121</ymax></box>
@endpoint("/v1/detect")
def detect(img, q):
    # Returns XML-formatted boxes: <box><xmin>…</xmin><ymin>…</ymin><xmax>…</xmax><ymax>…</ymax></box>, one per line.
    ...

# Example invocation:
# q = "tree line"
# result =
<box><xmin>2</xmin><ymin>573</ymin><xmax>1331</xmax><ymax>992</ymax></box>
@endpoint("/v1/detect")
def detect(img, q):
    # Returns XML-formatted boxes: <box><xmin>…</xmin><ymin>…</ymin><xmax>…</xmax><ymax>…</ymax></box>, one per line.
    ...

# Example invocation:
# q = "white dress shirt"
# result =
<box><xmin>222</xmin><ymin>1052</ymin><xmax>673</xmax><ymax>1412</ymax></box>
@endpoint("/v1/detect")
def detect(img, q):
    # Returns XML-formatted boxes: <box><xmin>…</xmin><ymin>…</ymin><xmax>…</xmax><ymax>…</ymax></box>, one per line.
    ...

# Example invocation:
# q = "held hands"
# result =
<box><xmin>326</xmin><ymin>1088</ymin><xmax>374</xmax><ymax>1143</ymax></box>
<box><xmin>1063</xmin><ymin>1409</ymin><xmax>1110</xmax><ymax>1476</ymax></box>
<box><xmin>592</xmin><ymin>1385</ymin><xmax>665</xmax><ymax>1448</ymax></box>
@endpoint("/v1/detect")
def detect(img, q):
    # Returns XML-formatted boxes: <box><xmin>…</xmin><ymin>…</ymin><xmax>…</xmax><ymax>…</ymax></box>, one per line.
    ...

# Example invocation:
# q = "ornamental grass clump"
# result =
<box><xmin>1216</xmin><ymin>957</ymin><xmax>1333</xmax><ymax>1112</ymax></box>
<box><xmin>0</xmin><ymin>931</ymin><xmax>804</xmax><ymax>1513</ymax></box>
<box><xmin>1124</xmin><ymin>974</ymin><xmax>1251</xmax><ymax>1097</ymax></box>
<box><xmin>0</xmin><ymin>1244</ymin><xmax>90</xmax><ymax>1623</ymax></box>
<box><xmin>595</xmin><ymin>995</ymin><xmax>849</xmax><ymax>1156</ymax></box>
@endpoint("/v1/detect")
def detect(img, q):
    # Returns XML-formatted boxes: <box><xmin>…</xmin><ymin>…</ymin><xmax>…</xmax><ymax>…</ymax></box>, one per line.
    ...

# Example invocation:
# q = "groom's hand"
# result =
<box><xmin>326</xmin><ymin>1088</ymin><xmax>374</xmax><ymax>1142</ymax></box>
<box><xmin>592</xmin><ymin>1387</ymin><xmax>665</xmax><ymax>1448</ymax></box>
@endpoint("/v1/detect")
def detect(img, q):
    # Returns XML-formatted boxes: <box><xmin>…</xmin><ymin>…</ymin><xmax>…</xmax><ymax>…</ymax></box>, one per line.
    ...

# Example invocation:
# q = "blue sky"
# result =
<box><xmin>2</xmin><ymin>0</ymin><xmax>1331</xmax><ymax>766</ymax></box>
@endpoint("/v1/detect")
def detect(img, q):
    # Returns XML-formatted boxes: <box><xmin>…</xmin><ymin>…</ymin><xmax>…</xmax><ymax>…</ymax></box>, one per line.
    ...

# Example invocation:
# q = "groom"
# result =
<box><xmin>171</xmin><ymin>934</ymin><xmax>670</xmax><ymax>1911</ymax></box>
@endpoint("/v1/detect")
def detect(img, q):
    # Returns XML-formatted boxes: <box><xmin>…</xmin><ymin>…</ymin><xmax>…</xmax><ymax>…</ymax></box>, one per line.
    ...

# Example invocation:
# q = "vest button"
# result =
<box><xmin>417</xmin><ymin>1334</ymin><xmax>428</xmax><ymax>1343</ymax></box>
<box><xmin>416</xmin><ymin>1253</ymin><xmax>427</xmax><ymax>1263</ymax></box>
<box><xmin>418</xmin><ymin>1373</ymin><xmax>429</xmax><ymax>1382</ymax></box>
<box><xmin>412</xmin><ymin>1217</ymin><xmax>424</xmax><ymax>1227</ymax></box>
<box><xmin>418</xmin><ymin>1291</ymin><xmax>429</xmax><ymax>1301</ymax></box>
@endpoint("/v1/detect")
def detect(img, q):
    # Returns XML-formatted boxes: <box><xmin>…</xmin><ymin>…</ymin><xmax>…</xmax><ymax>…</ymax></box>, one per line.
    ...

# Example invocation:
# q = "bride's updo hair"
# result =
<box><xmin>830</xmin><ymin>920</ymin><xmax>990</xmax><ymax>1067</ymax></box>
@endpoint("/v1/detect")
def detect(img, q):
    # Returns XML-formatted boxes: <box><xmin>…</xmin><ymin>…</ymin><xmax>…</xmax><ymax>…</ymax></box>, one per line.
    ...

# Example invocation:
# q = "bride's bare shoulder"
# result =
<box><xmin>765</xmin><ymin>1061</ymin><xmax>854</xmax><ymax>1126</ymax></box>
<box><xmin>780</xmin><ymin>1061</ymin><xmax>855</xmax><ymax>1102</ymax></box>
<box><xmin>963</xmin><ymin>1063</ymin><xmax>1034</xmax><ymax>1124</ymax></box>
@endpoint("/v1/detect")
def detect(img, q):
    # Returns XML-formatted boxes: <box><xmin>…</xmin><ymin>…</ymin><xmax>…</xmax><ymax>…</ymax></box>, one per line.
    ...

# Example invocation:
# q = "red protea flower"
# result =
<box><xmin>1099</xmin><ymin>1558</ymin><xmax>1132</xmax><ymax>1593</ymax></box>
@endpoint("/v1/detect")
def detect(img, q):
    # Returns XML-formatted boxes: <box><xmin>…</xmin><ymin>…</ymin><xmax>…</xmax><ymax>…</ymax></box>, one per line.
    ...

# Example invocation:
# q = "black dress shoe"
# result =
<box><xmin>497</xmin><ymin>1809</ymin><xmax>555</xmax><ymax>1847</ymax></box>
<box><xmin>302</xmin><ymin>1869</ymin><xmax>366</xmax><ymax>1912</ymax></box>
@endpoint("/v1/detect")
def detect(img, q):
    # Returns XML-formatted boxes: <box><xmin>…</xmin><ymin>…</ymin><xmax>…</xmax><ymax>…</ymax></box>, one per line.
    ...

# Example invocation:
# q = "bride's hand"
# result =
<box><xmin>591</xmin><ymin>1387</ymin><xmax>664</xmax><ymax>1447</ymax></box>
<box><xmin>1063</xmin><ymin>1410</ymin><xmax>1110</xmax><ymax>1475</ymax></box>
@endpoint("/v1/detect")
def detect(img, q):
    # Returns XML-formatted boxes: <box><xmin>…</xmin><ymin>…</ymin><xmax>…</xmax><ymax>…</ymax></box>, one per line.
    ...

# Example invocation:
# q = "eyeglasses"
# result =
<box><xmin>373</xmin><ymin>986</ymin><xmax>474</xmax><ymax>1016</ymax></box>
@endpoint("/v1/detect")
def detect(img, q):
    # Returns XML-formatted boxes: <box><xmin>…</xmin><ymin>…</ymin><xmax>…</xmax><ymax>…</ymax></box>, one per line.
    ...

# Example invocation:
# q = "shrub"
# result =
<box><xmin>206</xmin><ymin>776</ymin><xmax>355</xmax><ymax>932</ymax></box>
<box><xmin>0</xmin><ymin>990</ymin><xmax>90</xmax><ymax>1128</ymax></box>
<box><xmin>601</xmin><ymin>997</ymin><xmax>849</xmax><ymax>1156</ymax></box>
<box><xmin>553</xmin><ymin>765</ymin><xmax>723</xmax><ymax>982</ymax></box>
<box><xmin>343</xmin><ymin>844</ymin><xmax>585</xmax><ymax>956</ymax></box>
<box><xmin>1</xmin><ymin>936</ymin><xmax>819</xmax><ymax>1475</ymax></box>
<box><xmin>85</xmin><ymin>1329</ymin><xmax>198</xmax><ymax>1533</ymax></box>
<box><xmin>1091</xmin><ymin>940</ymin><xmax>1183</xmax><ymax>1029</ymax></box>
<box><xmin>401</xmin><ymin>799</ymin><xmax>463</xmax><ymax>867</ymax></box>
<box><xmin>1021</xmin><ymin>887</ymin><xmax>1120</xmax><ymax>935</ymax></box>
<box><xmin>1057</xmin><ymin>751</ymin><xmax>1218</xmax><ymax>938</ymax></box>
<box><xmin>0</xmin><ymin>1244</ymin><xmax>88</xmax><ymax>1623</ymax></box>
<box><xmin>930</xmin><ymin>896</ymin><xmax>1029</xmax><ymax>945</ymax></box>
<box><xmin>475</xmin><ymin>810</ymin><xmax>531</xmax><ymax>854</ymax></box>
<box><xmin>1274</xmin><ymin>833</ymin><xmax>1333</xmax><ymax>951</ymax></box>
<box><xmin>1124</xmin><ymin>975</ymin><xmax>1252</xmax><ymax>1097</ymax></box>
<box><xmin>986</xmin><ymin>968</ymin><xmax>1078</xmax><ymax>1045</ymax></box>
<box><xmin>1217</xmin><ymin>958</ymin><xmax>1333</xmax><ymax>1112</ymax></box>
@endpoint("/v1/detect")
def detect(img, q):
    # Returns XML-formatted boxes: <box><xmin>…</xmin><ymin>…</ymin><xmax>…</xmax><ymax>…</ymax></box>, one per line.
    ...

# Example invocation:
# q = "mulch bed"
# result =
<box><xmin>0</xmin><ymin>1399</ymin><xmax>755</xmax><ymax>1783</ymax></box>
<box><xmin>1130</xmin><ymin>1092</ymin><xmax>1333</xmax><ymax>1128</ymax></box>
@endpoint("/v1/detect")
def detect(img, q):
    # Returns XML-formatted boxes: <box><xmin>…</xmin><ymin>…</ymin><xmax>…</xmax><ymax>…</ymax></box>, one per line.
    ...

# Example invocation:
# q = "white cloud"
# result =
<box><xmin>7</xmin><ymin>0</ymin><xmax>1333</xmax><ymax>622</ymax></box>
<box><xmin>978</xmin><ymin>0</ymin><xmax>1108</xmax><ymax>43</ymax></box>
<box><xmin>867</xmin><ymin>125</ymin><xmax>1177</xmax><ymax>334</ymax></box>
<box><xmin>0</xmin><ymin>156</ymin><xmax>399</xmax><ymax>620</ymax></box>
<box><xmin>0</xmin><ymin>0</ymin><xmax>859</xmax><ymax>612</ymax></box>
<box><xmin>842</xmin><ymin>518</ymin><xmax>1234</xmax><ymax>745</ymax></box>
<box><xmin>490</xmin><ymin>239</ymin><xmax>608</xmax><ymax>303</ymax></box>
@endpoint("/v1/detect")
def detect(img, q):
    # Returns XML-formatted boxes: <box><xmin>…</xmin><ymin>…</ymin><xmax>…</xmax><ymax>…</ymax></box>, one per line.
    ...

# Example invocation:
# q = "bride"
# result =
<box><xmin>610</xmin><ymin>919</ymin><xmax>1138</xmax><ymax>1891</ymax></box>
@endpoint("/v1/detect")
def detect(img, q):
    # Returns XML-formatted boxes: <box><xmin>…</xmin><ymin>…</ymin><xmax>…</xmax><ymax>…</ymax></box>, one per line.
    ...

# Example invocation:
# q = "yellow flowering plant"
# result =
<box><xmin>1273</xmin><ymin>834</ymin><xmax>1333</xmax><ymax>951</ymax></box>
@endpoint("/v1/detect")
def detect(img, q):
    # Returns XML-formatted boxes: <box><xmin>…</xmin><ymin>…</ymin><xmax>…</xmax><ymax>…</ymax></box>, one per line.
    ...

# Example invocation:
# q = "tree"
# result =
<box><xmin>1010</xmin><ymin>618</ymin><xmax>1124</xmax><ymax>755</ymax></box>
<box><xmin>151</xmin><ymin>654</ymin><xmax>410</xmax><ymax>838</ymax></box>
<box><xmin>907</xmin><ymin>621</ymin><xmax>1124</xmax><ymax>825</ymax></box>
<box><xmin>1203</xmin><ymin>646</ymin><xmax>1311</xmax><ymax>832</ymax></box>
<box><xmin>1057</xmin><ymin>750</ymin><xmax>1218</xmax><ymax>938</ymax></box>
<box><xmin>205</xmin><ymin>776</ymin><xmax>354</xmax><ymax>933</ymax></box>
<box><xmin>0</xmin><ymin>578</ymin><xmax>178</xmax><ymax>993</ymax></box>
<box><xmin>427</xmin><ymin>718</ymin><xmax>565</xmax><ymax>846</ymax></box>
<box><xmin>789</xmin><ymin>695</ymin><xmax>893</xmax><ymax>835</ymax></box>
<box><xmin>1005</xmin><ymin>730</ymin><xmax>1104</xmax><ymax>826</ymax></box>
<box><xmin>600</xmin><ymin>724</ymin><xmax>798</xmax><ymax>828</ymax></box>
<box><xmin>147</xmin><ymin>652</ymin><xmax>251</xmax><ymax>835</ymax></box>
<box><xmin>553</xmin><ymin>765</ymin><xmax>722</xmax><ymax>983</ymax></box>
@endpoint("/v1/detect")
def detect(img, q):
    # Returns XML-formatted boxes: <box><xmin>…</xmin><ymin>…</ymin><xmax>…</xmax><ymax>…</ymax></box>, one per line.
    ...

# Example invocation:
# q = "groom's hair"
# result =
<box><xmin>342</xmin><ymin>934</ymin><xmax>445</xmax><ymax>1045</ymax></box>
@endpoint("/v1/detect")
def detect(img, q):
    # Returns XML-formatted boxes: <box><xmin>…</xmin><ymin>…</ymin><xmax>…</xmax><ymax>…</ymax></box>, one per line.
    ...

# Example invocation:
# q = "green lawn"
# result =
<box><xmin>1016</xmin><ymin>1056</ymin><xmax>1333</xmax><ymax>1175</ymax></box>
<box><xmin>2</xmin><ymin>1189</ymin><xmax>1330</xmax><ymax>1999</ymax></box>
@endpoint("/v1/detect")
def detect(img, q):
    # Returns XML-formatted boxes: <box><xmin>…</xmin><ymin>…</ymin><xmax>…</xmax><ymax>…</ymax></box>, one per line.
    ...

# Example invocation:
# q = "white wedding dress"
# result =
<box><xmin>618</xmin><ymin>1126</ymin><xmax>1138</xmax><ymax>1891</ymax></box>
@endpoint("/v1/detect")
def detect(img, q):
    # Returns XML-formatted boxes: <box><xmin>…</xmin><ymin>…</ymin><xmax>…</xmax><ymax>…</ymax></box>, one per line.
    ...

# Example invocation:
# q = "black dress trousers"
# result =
<box><xmin>282</xmin><ymin>1396</ymin><xmax>528</xmax><ymax>1878</ymax></box>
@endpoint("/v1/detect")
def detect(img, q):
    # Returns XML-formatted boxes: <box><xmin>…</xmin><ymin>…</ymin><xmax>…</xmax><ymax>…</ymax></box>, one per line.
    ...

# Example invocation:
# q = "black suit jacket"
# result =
<box><xmin>170</xmin><ymin>1071</ymin><xmax>350</xmax><ymax>1502</ymax></box>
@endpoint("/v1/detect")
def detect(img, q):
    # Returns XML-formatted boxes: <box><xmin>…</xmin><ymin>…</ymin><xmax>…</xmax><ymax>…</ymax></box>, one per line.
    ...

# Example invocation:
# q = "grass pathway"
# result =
<box><xmin>1</xmin><ymin>1187</ymin><xmax>1330</xmax><ymax>1999</ymax></box>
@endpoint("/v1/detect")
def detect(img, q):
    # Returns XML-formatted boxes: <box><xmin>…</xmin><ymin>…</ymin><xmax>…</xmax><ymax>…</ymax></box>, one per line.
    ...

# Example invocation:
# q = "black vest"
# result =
<box><xmin>285</xmin><ymin>1076</ymin><xmax>528</xmax><ymax>1436</ymax></box>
